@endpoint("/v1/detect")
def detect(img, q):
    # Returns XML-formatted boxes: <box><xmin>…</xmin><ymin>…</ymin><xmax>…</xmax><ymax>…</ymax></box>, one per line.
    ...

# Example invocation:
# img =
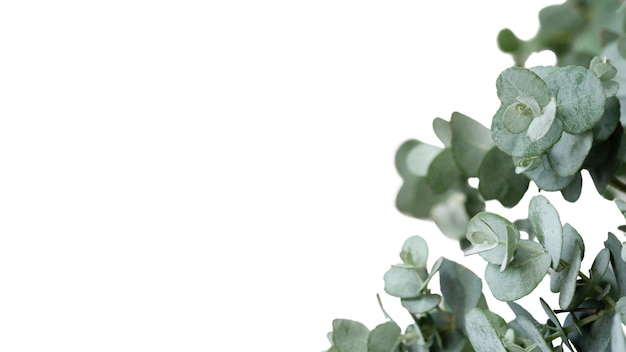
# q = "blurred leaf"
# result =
<box><xmin>396</xmin><ymin>140</ymin><xmax>442</xmax><ymax>178</ymax></box>
<box><xmin>544</xmin><ymin>65</ymin><xmax>605</xmax><ymax>134</ymax></box>
<box><xmin>498</xmin><ymin>28</ymin><xmax>521</xmax><ymax>53</ymax></box>
<box><xmin>430</xmin><ymin>192</ymin><xmax>471</xmax><ymax>240</ymax></box>
<box><xmin>332</xmin><ymin>319</ymin><xmax>370</xmax><ymax>352</ymax></box>
<box><xmin>450</xmin><ymin>112</ymin><xmax>493</xmax><ymax>177</ymax></box>
<box><xmin>485</xmin><ymin>240</ymin><xmax>551</xmax><ymax>301</ymax></box>
<box><xmin>439</xmin><ymin>259</ymin><xmax>484</xmax><ymax>334</ymax></box>
<box><xmin>427</xmin><ymin>148</ymin><xmax>463</xmax><ymax>194</ymax></box>
<box><xmin>547</xmin><ymin>131</ymin><xmax>593</xmax><ymax>177</ymax></box>
<box><xmin>433</xmin><ymin>117</ymin><xmax>452</xmax><ymax>147</ymax></box>
<box><xmin>529</xmin><ymin>195</ymin><xmax>563</xmax><ymax>269</ymax></box>
<box><xmin>465</xmin><ymin>308</ymin><xmax>507</xmax><ymax>352</ymax></box>
<box><xmin>368</xmin><ymin>321</ymin><xmax>401</xmax><ymax>352</ymax></box>
<box><xmin>400</xmin><ymin>235</ymin><xmax>429</xmax><ymax>269</ymax></box>
<box><xmin>478</xmin><ymin>147</ymin><xmax>529</xmax><ymax>207</ymax></box>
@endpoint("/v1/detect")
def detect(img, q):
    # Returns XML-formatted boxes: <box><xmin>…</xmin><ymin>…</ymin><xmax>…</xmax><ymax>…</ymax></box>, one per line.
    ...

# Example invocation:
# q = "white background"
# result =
<box><xmin>1</xmin><ymin>1</ymin><xmax>624</xmax><ymax>351</ymax></box>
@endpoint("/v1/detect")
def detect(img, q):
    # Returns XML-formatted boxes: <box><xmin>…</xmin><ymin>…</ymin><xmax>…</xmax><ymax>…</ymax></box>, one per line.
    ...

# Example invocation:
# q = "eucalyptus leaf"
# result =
<box><xmin>401</xmin><ymin>294</ymin><xmax>441</xmax><ymax>315</ymax></box>
<box><xmin>368</xmin><ymin>321</ymin><xmax>401</xmax><ymax>352</ymax></box>
<box><xmin>464</xmin><ymin>308</ymin><xmax>507</xmax><ymax>352</ymax></box>
<box><xmin>560</xmin><ymin>173</ymin><xmax>582</xmax><ymax>203</ymax></box>
<box><xmin>430</xmin><ymin>192</ymin><xmax>471</xmax><ymax>240</ymax></box>
<box><xmin>550</xmin><ymin>223</ymin><xmax>584</xmax><ymax>310</ymax></box>
<box><xmin>478</xmin><ymin>146</ymin><xmax>529</xmax><ymax>208</ymax></box>
<box><xmin>615</xmin><ymin>297</ymin><xmax>626</xmax><ymax>325</ymax></box>
<box><xmin>450</xmin><ymin>112</ymin><xmax>493</xmax><ymax>177</ymax></box>
<box><xmin>465</xmin><ymin>212</ymin><xmax>520</xmax><ymax>270</ymax></box>
<box><xmin>526</xmin><ymin>98</ymin><xmax>557</xmax><ymax>141</ymax></box>
<box><xmin>540</xmin><ymin>298</ymin><xmax>574</xmax><ymax>352</ymax></box>
<box><xmin>332</xmin><ymin>319</ymin><xmax>370</xmax><ymax>352</ymax></box>
<box><xmin>508</xmin><ymin>316</ymin><xmax>552</xmax><ymax>352</ymax></box>
<box><xmin>439</xmin><ymin>258</ymin><xmax>484</xmax><ymax>334</ymax></box>
<box><xmin>496</xmin><ymin>67</ymin><xmax>550</xmax><ymax>108</ymax></box>
<box><xmin>427</xmin><ymin>148</ymin><xmax>463</xmax><ymax>194</ymax></box>
<box><xmin>383</xmin><ymin>267</ymin><xmax>425</xmax><ymax>299</ymax></box>
<box><xmin>523</xmin><ymin>155</ymin><xmax>576</xmax><ymax>192</ymax></box>
<box><xmin>590</xmin><ymin>248</ymin><xmax>610</xmax><ymax>285</ymax></box>
<box><xmin>492</xmin><ymin>104</ymin><xmax>563</xmax><ymax>158</ymax></box>
<box><xmin>544</xmin><ymin>65</ymin><xmax>605</xmax><ymax>134</ymax></box>
<box><xmin>605</xmin><ymin>232</ymin><xmax>626</xmax><ymax>296</ymax></box>
<box><xmin>397</xmin><ymin>140</ymin><xmax>442</xmax><ymax>177</ymax></box>
<box><xmin>528</xmin><ymin>195</ymin><xmax>563</xmax><ymax>269</ymax></box>
<box><xmin>546</xmin><ymin>131</ymin><xmax>592</xmax><ymax>177</ymax></box>
<box><xmin>485</xmin><ymin>240</ymin><xmax>551</xmax><ymax>301</ymax></box>
<box><xmin>433</xmin><ymin>117</ymin><xmax>452</xmax><ymax>147</ymax></box>
<box><xmin>400</xmin><ymin>235</ymin><xmax>429</xmax><ymax>269</ymax></box>
<box><xmin>593</xmin><ymin>97</ymin><xmax>620</xmax><ymax>143</ymax></box>
<box><xmin>611</xmin><ymin>314</ymin><xmax>626</xmax><ymax>352</ymax></box>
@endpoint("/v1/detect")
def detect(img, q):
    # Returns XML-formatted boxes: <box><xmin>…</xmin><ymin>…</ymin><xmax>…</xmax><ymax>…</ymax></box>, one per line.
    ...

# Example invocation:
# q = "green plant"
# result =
<box><xmin>324</xmin><ymin>1</ymin><xmax>626</xmax><ymax>351</ymax></box>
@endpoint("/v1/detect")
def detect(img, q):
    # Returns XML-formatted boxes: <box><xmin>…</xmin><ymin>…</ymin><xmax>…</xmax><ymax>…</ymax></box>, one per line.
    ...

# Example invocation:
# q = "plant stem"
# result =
<box><xmin>578</xmin><ymin>271</ymin><xmax>616</xmax><ymax>308</ymax></box>
<box><xmin>544</xmin><ymin>311</ymin><xmax>604</xmax><ymax>343</ymax></box>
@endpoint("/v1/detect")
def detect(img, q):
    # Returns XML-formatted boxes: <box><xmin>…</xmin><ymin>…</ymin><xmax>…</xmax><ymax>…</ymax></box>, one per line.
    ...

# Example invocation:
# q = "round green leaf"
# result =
<box><xmin>401</xmin><ymin>294</ymin><xmax>441</xmax><ymax>314</ymax></box>
<box><xmin>544</xmin><ymin>66</ymin><xmax>605</xmax><ymax>134</ymax></box>
<box><xmin>426</xmin><ymin>148</ymin><xmax>463</xmax><ymax>194</ymax></box>
<box><xmin>492</xmin><ymin>104</ymin><xmax>563</xmax><ymax>158</ymax></box>
<box><xmin>430</xmin><ymin>192</ymin><xmax>470</xmax><ymax>240</ymax></box>
<box><xmin>450</xmin><ymin>112</ymin><xmax>493</xmax><ymax>177</ymax></box>
<box><xmin>529</xmin><ymin>195</ymin><xmax>563</xmax><ymax>269</ymax></box>
<box><xmin>401</xmin><ymin>141</ymin><xmax>442</xmax><ymax>177</ymax></box>
<box><xmin>497</xmin><ymin>28</ymin><xmax>521</xmax><ymax>53</ymax></box>
<box><xmin>560</xmin><ymin>172</ymin><xmax>582</xmax><ymax>202</ymax></box>
<box><xmin>593</xmin><ymin>96</ymin><xmax>620</xmax><ymax>142</ymax></box>
<box><xmin>400</xmin><ymin>235</ymin><xmax>429</xmax><ymax>268</ymax></box>
<box><xmin>383</xmin><ymin>267</ymin><xmax>424</xmax><ymax>298</ymax></box>
<box><xmin>547</xmin><ymin>131</ymin><xmax>593</xmax><ymax>177</ymax></box>
<box><xmin>478</xmin><ymin>147</ymin><xmax>530</xmax><ymax>208</ymax></box>
<box><xmin>496</xmin><ymin>67</ymin><xmax>550</xmax><ymax>108</ymax></box>
<box><xmin>466</xmin><ymin>212</ymin><xmax>520</xmax><ymax>270</ymax></box>
<box><xmin>465</xmin><ymin>308</ymin><xmax>507</xmax><ymax>352</ymax></box>
<box><xmin>367</xmin><ymin>321</ymin><xmax>401</xmax><ymax>352</ymax></box>
<box><xmin>523</xmin><ymin>155</ymin><xmax>576</xmax><ymax>191</ymax></box>
<box><xmin>502</xmin><ymin>102</ymin><xmax>534</xmax><ymax>133</ymax></box>
<box><xmin>332</xmin><ymin>319</ymin><xmax>370</xmax><ymax>352</ymax></box>
<box><xmin>485</xmin><ymin>240</ymin><xmax>551</xmax><ymax>301</ymax></box>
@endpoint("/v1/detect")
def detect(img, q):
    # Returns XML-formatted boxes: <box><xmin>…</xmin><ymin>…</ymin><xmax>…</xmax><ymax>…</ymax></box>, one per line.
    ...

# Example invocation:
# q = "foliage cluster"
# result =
<box><xmin>325</xmin><ymin>1</ymin><xmax>626</xmax><ymax>351</ymax></box>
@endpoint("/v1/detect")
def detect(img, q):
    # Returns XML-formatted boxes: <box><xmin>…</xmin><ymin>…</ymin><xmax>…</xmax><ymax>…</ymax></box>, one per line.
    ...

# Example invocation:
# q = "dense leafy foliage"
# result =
<box><xmin>325</xmin><ymin>0</ymin><xmax>626</xmax><ymax>351</ymax></box>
